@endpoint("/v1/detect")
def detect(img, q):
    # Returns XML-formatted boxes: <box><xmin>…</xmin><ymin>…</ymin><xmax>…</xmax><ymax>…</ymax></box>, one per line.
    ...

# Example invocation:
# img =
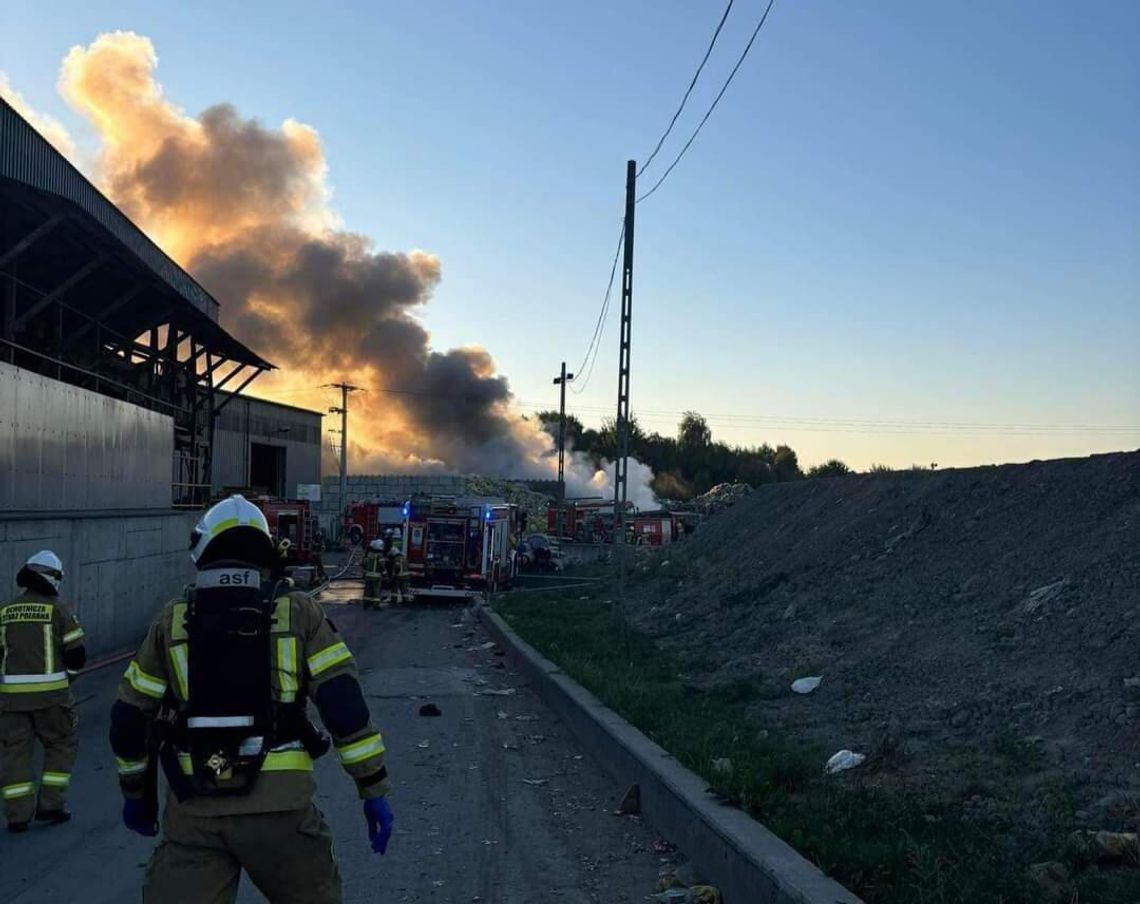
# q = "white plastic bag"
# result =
<box><xmin>791</xmin><ymin>676</ymin><xmax>822</xmax><ymax>695</ymax></box>
<box><xmin>825</xmin><ymin>750</ymin><xmax>865</xmax><ymax>774</ymax></box>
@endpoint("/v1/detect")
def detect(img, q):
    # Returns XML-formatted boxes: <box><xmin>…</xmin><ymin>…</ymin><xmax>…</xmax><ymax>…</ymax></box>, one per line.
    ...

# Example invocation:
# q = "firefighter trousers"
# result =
<box><xmin>143</xmin><ymin>802</ymin><xmax>342</xmax><ymax>904</ymax></box>
<box><xmin>0</xmin><ymin>704</ymin><xmax>78</xmax><ymax>824</ymax></box>
<box><xmin>362</xmin><ymin>572</ymin><xmax>383</xmax><ymax>609</ymax></box>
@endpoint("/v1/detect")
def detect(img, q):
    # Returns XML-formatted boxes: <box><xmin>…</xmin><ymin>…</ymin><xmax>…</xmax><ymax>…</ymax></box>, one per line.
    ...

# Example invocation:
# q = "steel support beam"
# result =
<box><xmin>61</xmin><ymin>283</ymin><xmax>146</xmax><ymax>350</ymax></box>
<box><xmin>211</xmin><ymin>362</ymin><xmax>247</xmax><ymax>394</ymax></box>
<box><xmin>15</xmin><ymin>254</ymin><xmax>107</xmax><ymax>329</ymax></box>
<box><xmin>0</xmin><ymin>214</ymin><xmax>64</xmax><ymax>269</ymax></box>
<box><xmin>212</xmin><ymin>368</ymin><xmax>264</xmax><ymax>416</ymax></box>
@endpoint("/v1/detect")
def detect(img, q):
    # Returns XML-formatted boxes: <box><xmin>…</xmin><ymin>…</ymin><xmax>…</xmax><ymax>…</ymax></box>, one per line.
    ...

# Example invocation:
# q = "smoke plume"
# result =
<box><xmin>8</xmin><ymin>32</ymin><xmax>657</xmax><ymax>504</ymax></box>
<box><xmin>0</xmin><ymin>74</ymin><xmax>76</xmax><ymax>161</ymax></box>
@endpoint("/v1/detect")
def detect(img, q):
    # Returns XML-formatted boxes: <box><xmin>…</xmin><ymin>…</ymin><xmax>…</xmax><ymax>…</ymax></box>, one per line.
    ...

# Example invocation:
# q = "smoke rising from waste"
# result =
<box><xmin>7</xmin><ymin>32</ymin><xmax>657</xmax><ymax>504</ymax></box>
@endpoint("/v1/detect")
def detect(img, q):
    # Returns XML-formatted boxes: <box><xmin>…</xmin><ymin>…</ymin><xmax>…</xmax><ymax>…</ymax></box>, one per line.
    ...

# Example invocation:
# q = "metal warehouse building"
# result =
<box><xmin>0</xmin><ymin>98</ymin><xmax>278</xmax><ymax>656</ymax></box>
<box><xmin>212</xmin><ymin>393</ymin><xmax>322</xmax><ymax>498</ymax></box>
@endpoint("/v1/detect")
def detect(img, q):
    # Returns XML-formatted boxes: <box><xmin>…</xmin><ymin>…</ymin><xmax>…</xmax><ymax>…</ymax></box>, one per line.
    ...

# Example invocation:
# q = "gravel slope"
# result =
<box><xmin>629</xmin><ymin>451</ymin><xmax>1140</xmax><ymax>824</ymax></box>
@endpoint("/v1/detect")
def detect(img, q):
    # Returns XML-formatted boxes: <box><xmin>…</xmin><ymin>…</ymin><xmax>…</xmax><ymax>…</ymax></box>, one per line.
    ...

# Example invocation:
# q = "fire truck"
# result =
<box><xmin>251</xmin><ymin>498</ymin><xmax>327</xmax><ymax>588</ymax></box>
<box><xmin>403</xmin><ymin>495</ymin><xmax>519</xmax><ymax>598</ymax></box>
<box><xmin>547</xmin><ymin>497</ymin><xmax>634</xmax><ymax>543</ymax></box>
<box><xmin>343</xmin><ymin>500</ymin><xmax>406</xmax><ymax>547</ymax></box>
<box><xmin>629</xmin><ymin>511</ymin><xmax>686</xmax><ymax>546</ymax></box>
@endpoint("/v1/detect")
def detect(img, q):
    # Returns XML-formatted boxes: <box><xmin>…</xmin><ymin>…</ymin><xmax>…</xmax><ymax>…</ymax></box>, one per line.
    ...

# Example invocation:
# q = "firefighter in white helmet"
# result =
<box><xmin>109</xmin><ymin>495</ymin><xmax>394</xmax><ymax>902</ymax></box>
<box><xmin>0</xmin><ymin>550</ymin><xmax>87</xmax><ymax>832</ymax></box>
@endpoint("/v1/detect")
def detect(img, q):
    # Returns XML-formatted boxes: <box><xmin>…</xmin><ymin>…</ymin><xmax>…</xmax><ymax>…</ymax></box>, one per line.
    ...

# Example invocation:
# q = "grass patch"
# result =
<box><xmin>496</xmin><ymin>591</ymin><xmax>1140</xmax><ymax>904</ymax></box>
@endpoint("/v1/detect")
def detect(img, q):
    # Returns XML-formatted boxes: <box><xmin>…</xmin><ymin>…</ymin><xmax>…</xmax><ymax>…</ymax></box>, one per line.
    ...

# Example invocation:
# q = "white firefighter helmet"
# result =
<box><xmin>189</xmin><ymin>495</ymin><xmax>275</xmax><ymax>569</ymax></box>
<box><xmin>22</xmin><ymin>550</ymin><xmax>64</xmax><ymax>592</ymax></box>
<box><xmin>368</xmin><ymin>538</ymin><xmax>384</xmax><ymax>552</ymax></box>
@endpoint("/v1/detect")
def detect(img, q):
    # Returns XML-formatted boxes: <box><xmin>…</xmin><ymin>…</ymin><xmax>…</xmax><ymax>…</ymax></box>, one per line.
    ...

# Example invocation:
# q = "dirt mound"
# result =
<box><xmin>629</xmin><ymin>451</ymin><xmax>1140</xmax><ymax>821</ymax></box>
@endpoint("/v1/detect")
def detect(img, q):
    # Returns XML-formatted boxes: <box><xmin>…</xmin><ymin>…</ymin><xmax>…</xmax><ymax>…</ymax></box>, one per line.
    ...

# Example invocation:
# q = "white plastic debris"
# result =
<box><xmin>825</xmin><ymin>750</ymin><xmax>865</xmax><ymax>774</ymax></box>
<box><xmin>476</xmin><ymin>688</ymin><xmax>517</xmax><ymax>697</ymax></box>
<box><xmin>791</xmin><ymin>676</ymin><xmax>823</xmax><ymax>695</ymax></box>
<box><xmin>417</xmin><ymin>740</ymin><xmax>430</xmax><ymax>749</ymax></box>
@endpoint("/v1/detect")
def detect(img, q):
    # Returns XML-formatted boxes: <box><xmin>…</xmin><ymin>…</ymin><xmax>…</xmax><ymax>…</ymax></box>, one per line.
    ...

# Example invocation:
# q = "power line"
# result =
<box><xmin>638</xmin><ymin>0</ymin><xmax>777</xmax><ymax>204</ymax></box>
<box><xmin>570</xmin><ymin>2</ymin><xmax>762</xmax><ymax>401</ymax></box>
<box><xmin>570</xmin><ymin>223</ymin><xmax>624</xmax><ymax>395</ymax></box>
<box><xmin>638</xmin><ymin>0</ymin><xmax>735</xmax><ymax>178</ymax></box>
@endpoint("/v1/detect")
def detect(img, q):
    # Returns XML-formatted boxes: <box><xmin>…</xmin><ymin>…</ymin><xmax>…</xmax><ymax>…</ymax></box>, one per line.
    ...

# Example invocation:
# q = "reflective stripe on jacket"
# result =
<box><xmin>114</xmin><ymin>589</ymin><xmax>389</xmax><ymax>817</ymax></box>
<box><xmin>0</xmin><ymin>592</ymin><xmax>84</xmax><ymax>710</ymax></box>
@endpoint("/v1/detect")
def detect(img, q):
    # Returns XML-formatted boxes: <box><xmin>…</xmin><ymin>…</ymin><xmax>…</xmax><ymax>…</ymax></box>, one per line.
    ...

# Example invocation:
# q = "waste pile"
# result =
<box><xmin>464</xmin><ymin>476</ymin><xmax>553</xmax><ymax>533</ymax></box>
<box><xmin>675</xmin><ymin>482</ymin><xmax>753</xmax><ymax>516</ymax></box>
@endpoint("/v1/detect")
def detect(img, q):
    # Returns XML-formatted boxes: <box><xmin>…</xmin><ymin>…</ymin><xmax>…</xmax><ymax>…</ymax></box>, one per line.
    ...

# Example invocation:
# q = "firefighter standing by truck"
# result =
<box><xmin>0</xmin><ymin>551</ymin><xmax>87</xmax><ymax>832</ymax></box>
<box><xmin>385</xmin><ymin>528</ymin><xmax>410</xmax><ymax>604</ymax></box>
<box><xmin>109</xmin><ymin>495</ymin><xmax>394</xmax><ymax>903</ymax></box>
<box><xmin>362</xmin><ymin>538</ymin><xmax>385</xmax><ymax>610</ymax></box>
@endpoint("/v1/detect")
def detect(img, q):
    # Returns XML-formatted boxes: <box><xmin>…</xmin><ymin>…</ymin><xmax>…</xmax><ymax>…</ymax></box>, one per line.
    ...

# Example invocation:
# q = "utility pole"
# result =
<box><xmin>324</xmin><ymin>382</ymin><xmax>361</xmax><ymax>539</ymax></box>
<box><xmin>553</xmin><ymin>362</ymin><xmax>574</xmax><ymax>539</ymax></box>
<box><xmin>613</xmin><ymin>160</ymin><xmax>636</xmax><ymax>601</ymax></box>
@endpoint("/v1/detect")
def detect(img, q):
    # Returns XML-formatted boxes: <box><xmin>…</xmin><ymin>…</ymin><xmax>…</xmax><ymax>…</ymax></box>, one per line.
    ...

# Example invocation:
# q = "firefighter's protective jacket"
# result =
<box><xmin>363</xmin><ymin>550</ymin><xmax>384</xmax><ymax>579</ymax></box>
<box><xmin>112</xmin><ymin>589</ymin><xmax>389</xmax><ymax>816</ymax></box>
<box><xmin>0</xmin><ymin>591</ymin><xmax>85</xmax><ymax>712</ymax></box>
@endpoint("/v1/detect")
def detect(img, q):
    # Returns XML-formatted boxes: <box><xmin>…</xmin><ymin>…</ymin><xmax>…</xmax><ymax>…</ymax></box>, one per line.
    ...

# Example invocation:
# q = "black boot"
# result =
<box><xmin>7</xmin><ymin>821</ymin><xmax>29</xmax><ymax>833</ymax></box>
<box><xmin>35</xmin><ymin>808</ymin><xmax>71</xmax><ymax>825</ymax></box>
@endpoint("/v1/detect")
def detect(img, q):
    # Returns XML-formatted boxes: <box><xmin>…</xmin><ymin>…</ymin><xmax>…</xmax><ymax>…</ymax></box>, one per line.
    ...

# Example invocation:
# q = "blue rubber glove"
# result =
<box><xmin>363</xmin><ymin>796</ymin><xmax>394</xmax><ymax>854</ymax></box>
<box><xmin>122</xmin><ymin>798</ymin><xmax>158</xmax><ymax>837</ymax></box>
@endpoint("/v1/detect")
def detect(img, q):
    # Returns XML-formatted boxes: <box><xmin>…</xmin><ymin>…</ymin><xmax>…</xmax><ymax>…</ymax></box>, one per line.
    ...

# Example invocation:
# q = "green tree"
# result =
<box><xmin>772</xmin><ymin>444</ymin><xmax>802</xmax><ymax>481</ymax></box>
<box><xmin>598</xmin><ymin>415</ymin><xmax>644</xmax><ymax>459</ymax></box>
<box><xmin>807</xmin><ymin>459</ymin><xmax>852</xmax><ymax>478</ymax></box>
<box><xmin>677</xmin><ymin>411</ymin><xmax>712</xmax><ymax>450</ymax></box>
<box><xmin>533</xmin><ymin>410</ymin><xmax>584</xmax><ymax>446</ymax></box>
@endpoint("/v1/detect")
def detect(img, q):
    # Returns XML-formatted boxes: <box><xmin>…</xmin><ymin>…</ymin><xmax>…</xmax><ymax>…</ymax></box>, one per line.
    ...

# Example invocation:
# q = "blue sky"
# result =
<box><xmin>3</xmin><ymin>0</ymin><xmax>1138</xmax><ymax>469</ymax></box>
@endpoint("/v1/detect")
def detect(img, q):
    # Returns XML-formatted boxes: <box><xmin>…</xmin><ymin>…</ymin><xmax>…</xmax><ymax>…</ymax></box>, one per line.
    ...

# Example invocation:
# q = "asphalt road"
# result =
<box><xmin>0</xmin><ymin>583</ymin><xmax>674</xmax><ymax>903</ymax></box>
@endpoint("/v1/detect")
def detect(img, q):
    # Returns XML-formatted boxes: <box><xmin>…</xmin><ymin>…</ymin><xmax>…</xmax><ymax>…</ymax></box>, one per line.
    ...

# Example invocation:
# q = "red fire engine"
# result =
<box><xmin>251</xmin><ymin>498</ymin><xmax>327</xmax><ymax>587</ymax></box>
<box><xmin>547</xmin><ymin>497</ymin><xmax>634</xmax><ymax>542</ymax></box>
<box><xmin>343</xmin><ymin>500</ymin><xmax>406</xmax><ymax>547</ymax></box>
<box><xmin>403</xmin><ymin>495</ymin><xmax>518</xmax><ymax>598</ymax></box>
<box><xmin>629</xmin><ymin>511</ymin><xmax>686</xmax><ymax>546</ymax></box>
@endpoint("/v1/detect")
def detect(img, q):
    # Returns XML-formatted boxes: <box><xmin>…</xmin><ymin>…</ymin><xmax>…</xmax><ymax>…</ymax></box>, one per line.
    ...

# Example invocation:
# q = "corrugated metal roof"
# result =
<box><xmin>0</xmin><ymin>98</ymin><xmax>273</xmax><ymax>369</ymax></box>
<box><xmin>3</xmin><ymin>98</ymin><xmax>215</xmax><ymax>323</ymax></box>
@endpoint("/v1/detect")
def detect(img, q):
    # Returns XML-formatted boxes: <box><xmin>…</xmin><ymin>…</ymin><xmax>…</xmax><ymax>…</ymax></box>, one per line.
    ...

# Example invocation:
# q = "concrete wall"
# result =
<box><xmin>0</xmin><ymin>510</ymin><xmax>197</xmax><ymax>659</ymax></box>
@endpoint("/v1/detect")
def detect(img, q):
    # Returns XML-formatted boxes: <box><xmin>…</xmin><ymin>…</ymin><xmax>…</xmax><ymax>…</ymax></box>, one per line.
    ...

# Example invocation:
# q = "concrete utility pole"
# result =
<box><xmin>324</xmin><ymin>382</ymin><xmax>361</xmax><ymax>538</ymax></box>
<box><xmin>553</xmin><ymin>362</ymin><xmax>574</xmax><ymax>538</ymax></box>
<box><xmin>614</xmin><ymin>160</ymin><xmax>636</xmax><ymax>599</ymax></box>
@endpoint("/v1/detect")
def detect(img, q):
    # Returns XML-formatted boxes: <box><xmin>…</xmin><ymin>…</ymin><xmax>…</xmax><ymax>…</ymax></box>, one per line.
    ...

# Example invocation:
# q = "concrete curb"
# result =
<box><xmin>477</xmin><ymin>605</ymin><xmax>863</xmax><ymax>904</ymax></box>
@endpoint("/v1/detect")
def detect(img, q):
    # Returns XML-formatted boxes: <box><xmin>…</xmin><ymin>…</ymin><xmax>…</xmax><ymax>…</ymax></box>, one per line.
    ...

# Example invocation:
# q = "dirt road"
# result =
<box><xmin>0</xmin><ymin>586</ymin><xmax>671</xmax><ymax>903</ymax></box>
